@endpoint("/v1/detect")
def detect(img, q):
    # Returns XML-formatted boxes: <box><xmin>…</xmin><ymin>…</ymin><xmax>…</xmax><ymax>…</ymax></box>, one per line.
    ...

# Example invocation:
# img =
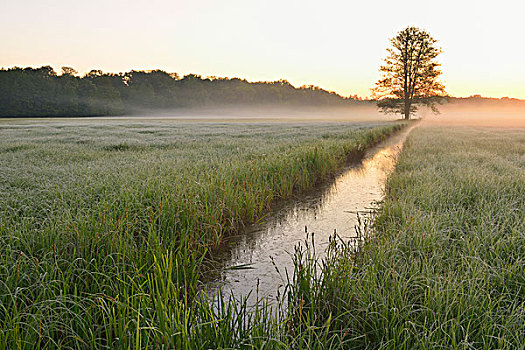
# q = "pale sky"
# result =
<box><xmin>1</xmin><ymin>0</ymin><xmax>524</xmax><ymax>99</ymax></box>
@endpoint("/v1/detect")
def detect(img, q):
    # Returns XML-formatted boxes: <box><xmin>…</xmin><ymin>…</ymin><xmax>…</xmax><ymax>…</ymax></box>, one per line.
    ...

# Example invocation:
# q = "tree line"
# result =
<box><xmin>0</xmin><ymin>66</ymin><xmax>362</xmax><ymax>117</ymax></box>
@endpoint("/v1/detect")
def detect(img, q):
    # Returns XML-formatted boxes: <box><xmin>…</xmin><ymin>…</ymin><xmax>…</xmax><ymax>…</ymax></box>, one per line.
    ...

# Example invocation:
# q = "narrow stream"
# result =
<box><xmin>208</xmin><ymin>124</ymin><xmax>417</xmax><ymax>306</ymax></box>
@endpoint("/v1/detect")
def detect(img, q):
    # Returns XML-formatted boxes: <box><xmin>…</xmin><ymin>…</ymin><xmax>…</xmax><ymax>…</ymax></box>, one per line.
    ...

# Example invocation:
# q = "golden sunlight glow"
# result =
<box><xmin>1</xmin><ymin>0</ymin><xmax>524</xmax><ymax>99</ymax></box>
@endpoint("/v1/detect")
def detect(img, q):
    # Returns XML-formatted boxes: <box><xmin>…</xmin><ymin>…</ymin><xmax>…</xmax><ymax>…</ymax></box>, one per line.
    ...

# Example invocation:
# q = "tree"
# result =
<box><xmin>61</xmin><ymin>66</ymin><xmax>78</xmax><ymax>76</ymax></box>
<box><xmin>373</xmin><ymin>27</ymin><xmax>446</xmax><ymax>120</ymax></box>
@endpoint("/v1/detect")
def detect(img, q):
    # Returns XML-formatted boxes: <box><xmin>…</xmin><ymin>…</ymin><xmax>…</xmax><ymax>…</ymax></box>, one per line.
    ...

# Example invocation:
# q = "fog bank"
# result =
<box><xmin>97</xmin><ymin>104</ymin><xmax>396</xmax><ymax>123</ymax></box>
<box><xmin>422</xmin><ymin>102</ymin><xmax>525</xmax><ymax>128</ymax></box>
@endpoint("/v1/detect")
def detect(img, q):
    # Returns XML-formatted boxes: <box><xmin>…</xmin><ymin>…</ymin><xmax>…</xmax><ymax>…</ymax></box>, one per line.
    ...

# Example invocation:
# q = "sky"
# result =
<box><xmin>1</xmin><ymin>0</ymin><xmax>524</xmax><ymax>99</ymax></box>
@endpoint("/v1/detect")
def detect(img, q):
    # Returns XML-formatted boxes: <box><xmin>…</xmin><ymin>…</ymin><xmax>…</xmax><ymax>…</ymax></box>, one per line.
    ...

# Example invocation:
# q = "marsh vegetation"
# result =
<box><xmin>212</xmin><ymin>124</ymin><xmax>416</xmax><ymax>307</ymax></box>
<box><xmin>1</xmin><ymin>118</ymin><xmax>523</xmax><ymax>349</ymax></box>
<box><xmin>285</xmin><ymin>125</ymin><xmax>525</xmax><ymax>348</ymax></box>
<box><xmin>0</xmin><ymin>119</ymin><xmax>402</xmax><ymax>348</ymax></box>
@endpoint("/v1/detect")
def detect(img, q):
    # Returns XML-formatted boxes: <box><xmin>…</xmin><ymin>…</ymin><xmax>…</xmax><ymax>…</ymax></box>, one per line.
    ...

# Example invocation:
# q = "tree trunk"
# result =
<box><xmin>404</xmin><ymin>99</ymin><xmax>410</xmax><ymax>120</ymax></box>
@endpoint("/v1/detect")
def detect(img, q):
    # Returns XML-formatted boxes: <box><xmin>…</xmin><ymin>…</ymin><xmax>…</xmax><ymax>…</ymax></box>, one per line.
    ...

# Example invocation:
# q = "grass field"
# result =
<box><xmin>0</xmin><ymin>119</ymin><xmax>403</xmax><ymax>348</ymax></box>
<box><xmin>288</xmin><ymin>125</ymin><xmax>525</xmax><ymax>349</ymax></box>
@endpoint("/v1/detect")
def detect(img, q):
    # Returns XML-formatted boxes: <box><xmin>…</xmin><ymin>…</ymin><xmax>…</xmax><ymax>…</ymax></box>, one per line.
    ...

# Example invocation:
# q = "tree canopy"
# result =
<box><xmin>0</xmin><ymin>67</ymin><xmax>362</xmax><ymax>117</ymax></box>
<box><xmin>373</xmin><ymin>27</ymin><xmax>446</xmax><ymax>120</ymax></box>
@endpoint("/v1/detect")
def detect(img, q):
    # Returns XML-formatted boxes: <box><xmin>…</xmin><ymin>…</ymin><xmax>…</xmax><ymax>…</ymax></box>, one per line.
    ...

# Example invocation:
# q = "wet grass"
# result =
<box><xmin>0</xmin><ymin>119</ymin><xmax>404</xmax><ymax>348</ymax></box>
<box><xmin>288</xmin><ymin>125</ymin><xmax>525</xmax><ymax>348</ymax></box>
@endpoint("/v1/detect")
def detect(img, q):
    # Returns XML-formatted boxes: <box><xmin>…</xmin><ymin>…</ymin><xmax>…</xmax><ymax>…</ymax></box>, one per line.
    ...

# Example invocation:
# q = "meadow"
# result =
<box><xmin>288</xmin><ymin>125</ymin><xmax>525</xmax><ymax>348</ymax></box>
<box><xmin>0</xmin><ymin>119</ymin><xmax>403</xmax><ymax>348</ymax></box>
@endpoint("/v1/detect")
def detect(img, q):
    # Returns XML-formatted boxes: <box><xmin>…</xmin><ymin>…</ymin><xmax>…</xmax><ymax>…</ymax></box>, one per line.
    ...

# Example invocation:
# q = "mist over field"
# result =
<box><xmin>2</xmin><ymin>66</ymin><xmax>524</xmax><ymax>128</ymax></box>
<box><xmin>52</xmin><ymin>98</ymin><xmax>523</xmax><ymax>127</ymax></box>
<box><xmin>131</xmin><ymin>102</ymin><xmax>525</xmax><ymax>130</ymax></box>
<box><xmin>424</xmin><ymin>101</ymin><xmax>525</xmax><ymax>127</ymax></box>
<box><xmin>114</xmin><ymin>104</ymin><xmax>387</xmax><ymax>122</ymax></box>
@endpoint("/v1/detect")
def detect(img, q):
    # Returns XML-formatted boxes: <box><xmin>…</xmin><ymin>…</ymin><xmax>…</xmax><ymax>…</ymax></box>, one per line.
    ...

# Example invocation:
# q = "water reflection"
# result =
<box><xmin>209</xmin><ymin>125</ymin><xmax>416</xmax><ymax>306</ymax></box>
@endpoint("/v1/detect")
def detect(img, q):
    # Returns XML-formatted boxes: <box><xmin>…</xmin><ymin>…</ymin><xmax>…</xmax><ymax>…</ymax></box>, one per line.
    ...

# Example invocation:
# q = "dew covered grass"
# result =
<box><xmin>288</xmin><ymin>125</ymin><xmax>525</xmax><ymax>349</ymax></box>
<box><xmin>0</xmin><ymin>119</ymin><xmax>403</xmax><ymax>348</ymax></box>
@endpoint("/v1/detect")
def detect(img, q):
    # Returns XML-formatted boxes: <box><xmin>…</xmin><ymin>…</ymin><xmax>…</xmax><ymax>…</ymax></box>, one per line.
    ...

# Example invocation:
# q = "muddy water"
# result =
<box><xmin>209</xmin><ymin>125</ymin><xmax>416</xmax><ymax>305</ymax></box>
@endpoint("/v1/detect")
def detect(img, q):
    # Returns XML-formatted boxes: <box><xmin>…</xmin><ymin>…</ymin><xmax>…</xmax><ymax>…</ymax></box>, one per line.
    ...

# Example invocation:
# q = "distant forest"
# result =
<box><xmin>0</xmin><ymin>66</ymin><xmax>363</xmax><ymax>117</ymax></box>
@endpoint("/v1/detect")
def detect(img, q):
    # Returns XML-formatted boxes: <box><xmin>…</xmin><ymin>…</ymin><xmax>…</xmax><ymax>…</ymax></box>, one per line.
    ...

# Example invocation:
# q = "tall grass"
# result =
<box><xmin>285</xmin><ymin>126</ymin><xmax>525</xmax><ymax>349</ymax></box>
<box><xmin>0</xmin><ymin>120</ymin><xmax>403</xmax><ymax>348</ymax></box>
